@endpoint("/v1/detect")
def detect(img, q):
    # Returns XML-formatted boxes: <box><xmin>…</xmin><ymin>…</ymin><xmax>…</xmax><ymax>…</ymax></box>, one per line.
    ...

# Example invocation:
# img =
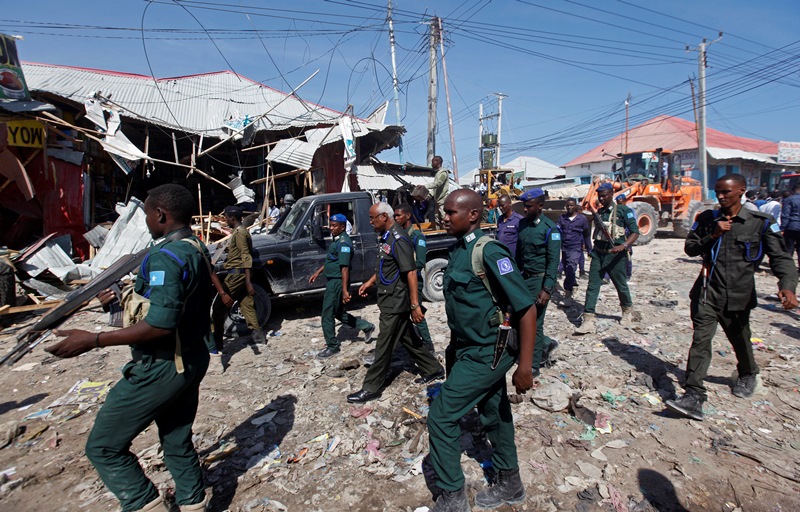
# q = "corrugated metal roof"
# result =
<box><xmin>564</xmin><ymin>115</ymin><xmax>778</xmax><ymax>168</ymax></box>
<box><xmin>266</xmin><ymin>139</ymin><xmax>317</xmax><ymax>169</ymax></box>
<box><xmin>353</xmin><ymin>164</ymin><xmax>433</xmax><ymax>191</ymax></box>
<box><xmin>22</xmin><ymin>62</ymin><xmax>345</xmax><ymax>138</ymax></box>
<box><xmin>707</xmin><ymin>147</ymin><xmax>776</xmax><ymax>164</ymax></box>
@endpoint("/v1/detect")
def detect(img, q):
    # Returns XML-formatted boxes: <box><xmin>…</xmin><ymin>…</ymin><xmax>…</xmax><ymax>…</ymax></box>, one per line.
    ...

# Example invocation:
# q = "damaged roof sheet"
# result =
<box><xmin>22</xmin><ymin>62</ymin><xmax>347</xmax><ymax>138</ymax></box>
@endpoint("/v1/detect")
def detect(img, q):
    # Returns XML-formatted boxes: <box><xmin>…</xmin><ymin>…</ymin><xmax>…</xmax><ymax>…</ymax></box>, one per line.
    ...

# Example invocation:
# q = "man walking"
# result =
<box><xmin>394</xmin><ymin>203</ymin><xmax>435</xmax><ymax>352</ymax></box>
<box><xmin>425</xmin><ymin>189</ymin><xmax>535</xmax><ymax>511</ymax></box>
<box><xmin>665</xmin><ymin>174</ymin><xmax>797</xmax><ymax>420</ymax></box>
<box><xmin>211</xmin><ymin>206</ymin><xmax>265</xmax><ymax>349</ymax></box>
<box><xmin>497</xmin><ymin>194</ymin><xmax>524</xmax><ymax>258</ymax></box>
<box><xmin>426</xmin><ymin>155</ymin><xmax>451</xmax><ymax>228</ymax></box>
<box><xmin>347</xmin><ymin>202</ymin><xmax>443</xmax><ymax>403</ymax></box>
<box><xmin>575</xmin><ymin>182</ymin><xmax>639</xmax><ymax>333</ymax></box>
<box><xmin>781</xmin><ymin>183</ymin><xmax>800</xmax><ymax>271</ymax></box>
<box><xmin>516</xmin><ymin>188</ymin><xmax>561</xmax><ymax>375</ymax></box>
<box><xmin>47</xmin><ymin>184</ymin><xmax>213</xmax><ymax>512</ymax></box>
<box><xmin>308</xmin><ymin>214</ymin><xmax>375</xmax><ymax>358</ymax></box>
<box><xmin>556</xmin><ymin>198</ymin><xmax>592</xmax><ymax>304</ymax></box>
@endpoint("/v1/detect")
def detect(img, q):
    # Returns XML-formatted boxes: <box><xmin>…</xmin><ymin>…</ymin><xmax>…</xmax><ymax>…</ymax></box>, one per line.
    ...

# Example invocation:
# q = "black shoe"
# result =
<box><xmin>363</xmin><ymin>325</ymin><xmax>376</xmax><ymax>344</ymax></box>
<box><xmin>317</xmin><ymin>348</ymin><xmax>340</xmax><ymax>359</ymax></box>
<box><xmin>733</xmin><ymin>373</ymin><xmax>757</xmax><ymax>398</ymax></box>
<box><xmin>346</xmin><ymin>389</ymin><xmax>381</xmax><ymax>403</ymax></box>
<box><xmin>665</xmin><ymin>392</ymin><xmax>705</xmax><ymax>421</ymax></box>
<box><xmin>250</xmin><ymin>329</ymin><xmax>267</xmax><ymax>345</ymax></box>
<box><xmin>431</xmin><ymin>487</ymin><xmax>469</xmax><ymax>512</ymax></box>
<box><xmin>474</xmin><ymin>468</ymin><xmax>526</xmax><ymax>509</ymax></box>
<box><xmin>542</xmin><ymin>339</ymin><xmax>559</xmax><ymax>368</ymax></box>
<box><xmin>414</xmin><ymin>368</ymin><xmax>445</xmax><ymax>384</ymax></box>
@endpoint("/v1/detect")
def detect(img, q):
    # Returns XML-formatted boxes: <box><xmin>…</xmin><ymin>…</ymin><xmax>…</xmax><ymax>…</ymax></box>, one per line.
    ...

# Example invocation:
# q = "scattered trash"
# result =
<box><xmin>47</xmin><ymin>380</ymin><xmax>113</xmax><ymax>409</ymax></box>
<box><xmin>426</xmin><ymin>383</ymin><xmax>442</xmax><ymax>400</ymax></box>
<box><xmin>349</xmin><ymin>406</ymin><xmax>373</xmax><ymax>419</ymax></box>
<box><xmin>601</xmin><ymin>391</ymin><xmax>626</xmax><ymax>407</ymax></box>
<box><xmin>339</xmin><ymin>359</ymin><xmax>360</xmax><ymax>370</ymax></box>
<box><xmin>641</xmin><ymin>393</ymin><xmax>662</xmax><ymax>406</ymax></box>
<box><xmin>403</xmin><ymin>407</ymin><xmax>423</xmax><ymax>420</ymax></box>
<box><xmin>649</xmin><ymin>299</ymin><xmax>678</xmax><ymax>308</ymax></box>
<box><xmin>531</xmin><ymin>379</ymin><xmax>573</xmax><ymax>412</ymax></box>
<box><xmin>569</xmin><ymin>393</ymin><xmax>597</xmax><ymax>427</ymax></box>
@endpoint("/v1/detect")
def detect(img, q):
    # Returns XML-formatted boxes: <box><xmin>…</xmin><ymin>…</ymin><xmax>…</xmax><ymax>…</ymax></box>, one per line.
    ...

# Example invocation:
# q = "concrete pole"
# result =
<box><xmin>478</xmin><ymin>102</ymin><xmax>484</xmax><ymax>171</ymax></box>
<box><xmin>438</xmin><ymin>17</ymin><xmax>458</xmax><ymax>181</ymax></box>
<box><xmin>427</xmin><ymin>18</ymin><xmax>439</xmax><ymax>166</ymax></box>
<box><xmin>496</xmin><ymin>93</ymin><xmax>506</xmax><ymax>168</ymax></box>
<box><xmin>698</xmin><ymin>41</ymin><xmax>708</xmax><ymax>201</ymax></box>
<box><xmin>387</xmin><ymin>0</ymin><xmax>404</xmax><ymax>165</ymax></box>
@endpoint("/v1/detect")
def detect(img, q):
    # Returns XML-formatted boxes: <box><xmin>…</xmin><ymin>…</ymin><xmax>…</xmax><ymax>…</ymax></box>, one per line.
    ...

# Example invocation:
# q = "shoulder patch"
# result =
<box><xmin>770</xmin><ymin>223</ymin><xmax>780</xmax><ymax>233</ymax></box>
<box><xmin>418</xmin><ymin>239</ymin><xmax>426</xmax><ymax>247</ymax></box>
<box><xmin>691</xmin><ymin>221</ymin><xmax>698</xmax><ymax>231</ymax></box>
<box><xmin>340</xmin><ymin>245</ymin><xmax>351</xmax><ymax>253</ymax></box>
<box><xmin>551</xmin><ymin>232</ymin><xmax>561</xmax><ymax>241</ymax></box>
<box><xmin>465</xmin><ymin>232</ymin><xmax>476</xmax><ymax>243</ymax></box>
<box><xmin>149</xmin><ymin>271</ymin><xmax>165</xmax><ymax>286</ymax></box>
<box><xmin>496</xmin><ymin>257</ymin><xmax>514</xmax><ymax>275</ymax></box>
<box><xmin>626</xmin><ymin>212</ymin><xmax>635</xmax><ymax>218</ymax></box>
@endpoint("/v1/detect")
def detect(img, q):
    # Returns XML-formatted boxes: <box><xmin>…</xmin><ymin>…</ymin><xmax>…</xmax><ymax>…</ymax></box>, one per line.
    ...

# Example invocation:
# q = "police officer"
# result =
<box><xmin>211</xmin><ymin>206</ymin><xmax>265</xmax><ymax>352</ymax></box>
<box><xmin>665</xmin><ymin>174</ymin><xmax>798</xmax><ymax>421</ymax></box>
<box><xmin>426</xmin><ymin>155</ymin><xmax>451</xmax><ymax>228</ymax></box>
<box><xmin>309</xmin><ymin>213</ymin><xmax>375</xmax><ymax>358</ymax></box>
<box><xmin>556</xmin><ymin>198</ymin><xmax>592</xmax><ymax>304</ymax></box>
<box><xmin>47</xmin><ymin>184</ymin><xmax>213</xmax><ymax>512</ymax></box>
<box><xmin>426</xmin><ymin>189</ymin><xmax>535</xmax><ymax>511</ymax></box>
<box><xmin>497</xmin><ymin>194</ymin><xmax>524</xmax><ymax>257</ymax></box>
<box><xmin>516</xmin><ymin>188</ymin><xmax>561</xmax><ymax>374</ymax></box>
<box><xmin>347</xmin><ymin>202</ymin><xmax>444</xmax><ymax>403</ymax></box>
<box><xmin>394</xmin><ymin>203</ymin><xmax>435</xmax><ymax>352</ymax></box>
<box><xmin>575</xmin><ymin>182</ymin><xmax>639</xmax><ymax>334</ymax></box>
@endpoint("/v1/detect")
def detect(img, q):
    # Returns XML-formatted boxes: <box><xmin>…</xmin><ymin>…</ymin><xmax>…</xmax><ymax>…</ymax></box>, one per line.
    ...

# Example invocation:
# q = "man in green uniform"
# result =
<box><xmin>347</xmin><ymin>202</ymin><xmax>444</xmax><ymax>403</ymax></box>
<box><xmin>426</xmin><ymin>155</ymin><xmax>451</xmax><ymax>228</ymax></box>
<box><xmin>211</xmin><ymin>205</ymin><xmax>265</xmax><ymax>349</ymax></box>
<box><xmin>46</xmin><ymin>184</ymin><xmax>213</xmax><ymax>512</ymax></box>
<box><xmin>394</xmin><ymin>203</ymin><xmax>435</xmax><ymax>352</ymax></box>
<box><xmin>426</xmin><ymin>189</ymin><xmax>536</xmax><ymax>511</ymax></box>
<box><xmin>666</xmin><ymin>174</ymin><xmax>798</xmax><ymax>421</ymax></box>
<box><xmin>308</xmin><ymin>213</ymin><xmax>375</xmax><ymax>358</ymax></box>
<box><xmin>575</xmin><ymin>182</ymin><xmax>639</xmax><ymax>334</ymax></box>
<box><xmin>516</xmin><ymin>188</ymin><xmax>561</xmax><ymax>375</ymax></box>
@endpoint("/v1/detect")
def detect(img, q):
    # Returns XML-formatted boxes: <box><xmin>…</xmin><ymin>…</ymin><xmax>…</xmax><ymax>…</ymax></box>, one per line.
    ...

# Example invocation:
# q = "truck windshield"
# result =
<box><xmin>277</xmin><ymin>201</ymin><xmax>309</xmax><ymax>238</ymax></box>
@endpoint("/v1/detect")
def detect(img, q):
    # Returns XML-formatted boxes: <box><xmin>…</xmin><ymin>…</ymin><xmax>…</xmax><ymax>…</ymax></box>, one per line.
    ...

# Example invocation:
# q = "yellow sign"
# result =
<box><xmin>6</xmin><ymin>120</ymin><xmax>45</xmax><ymax>148</ymax></box>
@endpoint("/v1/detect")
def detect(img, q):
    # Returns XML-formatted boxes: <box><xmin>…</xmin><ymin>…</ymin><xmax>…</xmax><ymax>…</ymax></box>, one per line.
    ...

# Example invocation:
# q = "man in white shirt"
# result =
<box><xmin>759</xmin><ymin>196</ymin><xmax>782</xmax><ymax>227</ymax></box>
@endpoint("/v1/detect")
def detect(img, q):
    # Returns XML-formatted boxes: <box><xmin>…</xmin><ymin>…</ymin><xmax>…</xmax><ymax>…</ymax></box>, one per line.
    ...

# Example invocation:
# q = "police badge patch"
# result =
<box><xmin>497</xmin><ymin>257</ymin><xmax>513</xmax><ymax>275</ymax></box>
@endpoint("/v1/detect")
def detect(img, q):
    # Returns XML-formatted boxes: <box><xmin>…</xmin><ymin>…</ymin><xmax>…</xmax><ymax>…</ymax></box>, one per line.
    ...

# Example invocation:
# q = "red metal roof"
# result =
<box><xmin>563</xmin><ymin>115</ymin><xmax>778</xmax><ymax>167</ymax></box>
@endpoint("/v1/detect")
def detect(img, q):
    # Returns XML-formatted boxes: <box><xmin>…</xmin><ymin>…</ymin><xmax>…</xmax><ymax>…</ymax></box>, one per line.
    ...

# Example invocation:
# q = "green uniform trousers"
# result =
<box><xmin>211</xmin><ymin>273</ymin><xmax>259</xmax><ymax>348</ymax></box>
<box><xmin>524</xmin><ymin>276</ymin><xmax>553</xmax><ymax>370</ymax></box>
<box><xmin>414</xmin><ymin>281</ymin><xmax>433</xmax><ymax>347</ymax></box>
<box><xmin>583</xmin><ymin>251</ymin><xmax>632</xmax><ymax>314</ymax></box>
<box><xmin>322</xmin><ymin>279</ymin><xmax>373</xmax><ymax>350</ymax></box>
<box><xmin>685</xmin><ymin>300</ymin><xmax>757</xmax><ymax>399</ymax></box>
<box><xmin>362</xmin><ymin>310</ymin><xmax>442</xmax><ymax>393</ymax></box>
<box><xmin>428</xmin><ymin>343</ymin><xmax>517</xmax><ymax>491</ymax></box>
<box><xmin>85</xmin><ymin>350</ymin><xmax>209</xmax><ymax>511</ymax></box>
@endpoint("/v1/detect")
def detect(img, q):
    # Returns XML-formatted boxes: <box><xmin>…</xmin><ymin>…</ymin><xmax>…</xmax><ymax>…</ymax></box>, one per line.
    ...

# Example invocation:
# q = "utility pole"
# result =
<box><xmin>437</xmin><ymin>17</ymin><xmax>458</xmax><ymax>181</ymax></box>
<box><xmin>427</xmin><ymin>18</ymin><xmax>439</xmax><ymax>166</ymax></box>
<box><xmin>688</xmin><ymin>33</ymin><xmax>722</xmax><ymax>201</ymax></box>
<box><xmin>387</xmin><ymin>0</ymin><xmax>404</xmax><ymax>164</ymax></box>
<box><xmin>495</xmin><ymin>93</ymin><xmax>506</xmax><ymax>167</ymax></box>
<box><xmin>624</xmin><ymin>92</ymin><xmax>631</xmax><ymax>153</ymax></box>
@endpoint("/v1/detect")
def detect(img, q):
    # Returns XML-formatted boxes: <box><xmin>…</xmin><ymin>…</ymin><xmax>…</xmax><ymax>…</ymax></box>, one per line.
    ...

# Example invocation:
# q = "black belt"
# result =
<box><xmin>227</xmin><ymin>268</ymin><xmax>248</xmax><ymax>275</ymax></box>
<box><xmin>131</xmin><ymin>348</ymin><xmax>175</xmax><ymax>363</ymax></box>
<box><xmin>521</xmin><ymin>271</ymin><xmax>544</xmax><ymax>278</ymax></box>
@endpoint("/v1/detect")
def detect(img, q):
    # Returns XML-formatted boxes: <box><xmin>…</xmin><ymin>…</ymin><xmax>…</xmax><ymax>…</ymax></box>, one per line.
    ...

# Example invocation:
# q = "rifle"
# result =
<box><xmin>587</xmin><ymin>203</ymin><xmax>630</xmax><ymax>255</ymax></box>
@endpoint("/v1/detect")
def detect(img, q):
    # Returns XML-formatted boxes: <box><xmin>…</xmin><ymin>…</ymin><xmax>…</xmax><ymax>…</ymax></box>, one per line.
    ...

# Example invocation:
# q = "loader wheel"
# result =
<box><xmin>674</xmin><ymin>200</ymin><xmax>710</xmax><ymax>239</ymax></box>
<box><xmin>628</xmin><ymin>202</ymin><xmax>658</xmax><ymax>246</ymax></box>
<box><xmin>423</xmin><ymin>258</ymin><xmax>448</xmax><ymax>302</ymax></box>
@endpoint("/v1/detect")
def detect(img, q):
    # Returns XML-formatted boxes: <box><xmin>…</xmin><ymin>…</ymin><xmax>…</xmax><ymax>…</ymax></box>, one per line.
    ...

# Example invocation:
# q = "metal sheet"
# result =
<box><xmin>266</xmin><ymin>138</ymin><xmax>317</xmax><ymax>169</ymax></box>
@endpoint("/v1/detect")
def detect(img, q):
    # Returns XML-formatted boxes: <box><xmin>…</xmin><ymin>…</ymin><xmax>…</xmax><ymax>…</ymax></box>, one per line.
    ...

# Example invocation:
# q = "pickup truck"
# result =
<box><xmin>219</xmin><ymin>191</ymin><xmax>496</xmax><ymax>331</ymax></box>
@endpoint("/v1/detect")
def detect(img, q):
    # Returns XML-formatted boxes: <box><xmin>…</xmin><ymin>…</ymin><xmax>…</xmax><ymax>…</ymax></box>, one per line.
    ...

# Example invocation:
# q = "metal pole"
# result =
<box><xmin>496</xmin><ymin>93</ymin><xmax>506</xmax><ymax>168</ymax></box>
<box><xmin>387</xmin><ymin>1</ymin><xmax>404</xmax><ymax>165</ymax></box>
<box><xmin>427</xmin><ymin>18</ymin><xmax>439</xmax><ymax>166</ymax></box>
<box><xmin>698</xmin><ymin>41</ymin><xmax>708</xmax><ymax>201</ymax></box>
<box><xmin>437</xmin><ymin>17</ymin><xmax>458</xmax><ymax>182</ymax></box>
<box><xmin>624</xmin><ymin>93</ymin><xmax>630</xmax><ymax>154</ymax></box>
<box><xmin>479</xmin><ymin>102</ymin><xmax>484</xmax><ymax>171</ymax></box>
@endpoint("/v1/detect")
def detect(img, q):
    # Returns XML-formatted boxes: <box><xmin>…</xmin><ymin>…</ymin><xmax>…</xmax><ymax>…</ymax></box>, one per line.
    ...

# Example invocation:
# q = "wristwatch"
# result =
<box><xmin>410</xmin><ymin>303</ymin><xmax>420</xmax><ymax>310</ymax></box>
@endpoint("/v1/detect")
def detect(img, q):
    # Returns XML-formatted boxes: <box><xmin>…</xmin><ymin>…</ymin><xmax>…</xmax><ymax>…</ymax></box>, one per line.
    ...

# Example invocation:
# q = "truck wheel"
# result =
<box><xmin>423</xmin><ymin>258</ymin><xmax>448</xmax><ymax>302</ymax></box>
<box><xmin>628</xmin><ymin>202</ymin><xmax>658</xmax><ymax>246</ymax></box>
<box><xmin>674</xmin><ymin>200</ymin><xmax>709</xmax><ymax>239</ymax></box>
<box><xmin>224</xmin><ymin>283</ymin><xmax>272</xmax><ymax>337</ymax></box>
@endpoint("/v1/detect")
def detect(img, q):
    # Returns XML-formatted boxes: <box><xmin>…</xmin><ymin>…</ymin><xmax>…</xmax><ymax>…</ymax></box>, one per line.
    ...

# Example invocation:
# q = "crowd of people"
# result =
<box><xmin>40</xmin><ymin>174</ymin><xmax>800</xmax><ymax>511</ymax></box>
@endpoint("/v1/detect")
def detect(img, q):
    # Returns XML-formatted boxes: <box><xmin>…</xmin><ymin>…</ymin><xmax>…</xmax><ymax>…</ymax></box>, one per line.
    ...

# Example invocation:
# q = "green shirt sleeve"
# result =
<box><xmin>622</xmin><ymin>206</ymin><xmax>639</xmax><ymax>235</ymax></box>
<box><xmin>393</xmin><ymin>233</ymin><xmax>416</xmax><ymax>274</ymax></box>
<box><xmin>544</xmin><ymin>226</ymin><xmax>562</xmax><ymax>290</ymax></box>
<box><xmin>482</xmin><ymin>242</ymin><xmax>535</xmax><ymax>314</ymax></box>
<box><xmin>338</xmin><ymin>239</ymin><xmax>353</xmax><ymax>268</ymax></box>
<box><xmin>235</xmin><ymin>228</ymin><xmax>253</xmax><ymax>269</ymax></box>
<box><xmin>143</xmin><ymin>252</ymin><xmax>186</xmax><ymax>330</ymax></box>
<box><xmin>414</xmin><ymin>232</ymin><xmax>427</xmax><ymax>271</ymax></box>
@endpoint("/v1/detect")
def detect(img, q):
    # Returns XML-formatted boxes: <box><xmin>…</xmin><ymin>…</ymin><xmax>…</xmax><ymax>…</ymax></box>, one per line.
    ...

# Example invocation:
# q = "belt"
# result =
<box><xmin>226</xmin><ymin>268</ymin><xmax>248</xmax><ymax>275</ymax></box>
<box><xmin>131</xmin><ymin>348</ymin><xmax>175</xmax><ymax>363</ymax></box>
<box><xmin>521</xmin><ymin>271</ymin><xmax>544</xmax><ymax>278</ymax></box>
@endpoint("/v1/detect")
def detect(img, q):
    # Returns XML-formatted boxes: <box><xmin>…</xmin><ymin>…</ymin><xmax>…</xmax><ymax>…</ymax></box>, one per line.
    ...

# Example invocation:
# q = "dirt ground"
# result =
<box><xmin>1</xmin><ymin>233</ymin><xmax>799</xmax><ymax>512</ymax></box>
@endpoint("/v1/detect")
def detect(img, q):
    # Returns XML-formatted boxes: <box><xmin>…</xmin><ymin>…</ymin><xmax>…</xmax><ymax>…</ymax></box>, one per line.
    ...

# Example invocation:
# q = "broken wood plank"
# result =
<box><xmin>0</xmin><ymin>301</ymin><xmax>63</xmax><ymax>315</ymax></box>
<box><xmin>27</xmin><ymin>294</ymin><xmax>42</xmax><ymax>304</ymax></box>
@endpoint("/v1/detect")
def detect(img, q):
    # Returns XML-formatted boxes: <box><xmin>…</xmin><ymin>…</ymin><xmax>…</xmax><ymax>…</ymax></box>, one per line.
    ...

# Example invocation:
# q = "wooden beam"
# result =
<box><xmin>250</xmin><ymin>167</ymin><xmax>313</xmax><ymax>184</ymax></box>
<box><xmin>0</xmin><ymin>301</ymin><xmax>63</xmax><ymax>315</ymax></box>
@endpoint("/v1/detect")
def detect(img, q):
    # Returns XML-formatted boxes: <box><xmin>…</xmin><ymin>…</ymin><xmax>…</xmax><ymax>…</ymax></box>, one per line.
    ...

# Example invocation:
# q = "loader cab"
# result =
<box><xmin>618</xmin><ymin>149</ymin><xmax>676</xmax><ymax>191</ymax></box>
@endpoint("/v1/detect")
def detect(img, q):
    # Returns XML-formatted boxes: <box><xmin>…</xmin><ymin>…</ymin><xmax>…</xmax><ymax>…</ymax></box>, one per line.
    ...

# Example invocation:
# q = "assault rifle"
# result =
<box><xmin>587</xmin><ymin>203</ymin><xmax>631</xmax><ymax>255</ymax></box>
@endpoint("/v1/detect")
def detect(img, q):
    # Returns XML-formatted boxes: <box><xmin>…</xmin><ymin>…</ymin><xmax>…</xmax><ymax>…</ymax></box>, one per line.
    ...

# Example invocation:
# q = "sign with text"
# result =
<box><xmin>5</xmin><ymin>120</ymin><xmax>46</xmax><ymax>148</ymax></box>
<box><xmin>0</xmin><ymin>33</ymin><xmax>30</xmax><ymax>100</ymax></box>
<box><xmin>778</xmin><ymin>141</ymin><xmax>800</xmax><ymax>164</ymax></box>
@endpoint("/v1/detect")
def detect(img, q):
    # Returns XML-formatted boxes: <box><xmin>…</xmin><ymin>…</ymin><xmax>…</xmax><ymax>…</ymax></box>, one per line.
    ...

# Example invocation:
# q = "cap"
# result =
<box><xmin>520</xmin><ymin>188</ymin><xmax>545</xmax><ymax>202</ymax></box>
<box><xmin>597</xmin><ymin>182</ymin><xmax>614</xmax><ymax>192</ymax></box>
<box><xmin>615</xmin><ymin>193</ymin><xmax>626</xmax><ymax>202</ymax></box>
<box><xmin>330</xmin><ymin>213</ymin><xmax>347</xmax><ymax>224</ymax></box>
<box><xmin>284</xmin><ymin>194</ymin><xmax>295</xmax><ymax>204</ymax></box>
<box><xmin>223</xmin><ymin>205</ymin><xmax>243</xmax><ymax>217</ymax></box>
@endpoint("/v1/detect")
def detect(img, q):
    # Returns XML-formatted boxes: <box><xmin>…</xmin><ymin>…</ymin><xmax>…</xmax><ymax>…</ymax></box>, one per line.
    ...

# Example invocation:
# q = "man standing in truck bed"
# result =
<box><xmin>426</xmin><ymin>155</ymin><xmax>451</xmax><ymax>228</ymax></box>
<box><xmin>308</xmin><ymin>214</ymin><xmax>375</xmax><ymax>358</ymax></box>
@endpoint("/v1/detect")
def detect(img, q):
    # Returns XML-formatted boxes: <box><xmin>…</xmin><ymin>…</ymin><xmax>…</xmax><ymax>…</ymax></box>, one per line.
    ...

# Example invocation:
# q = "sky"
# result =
<box><xmin>3</xmin><ymin>0</ymin><xmax>800</xmax><ymax>177</ymax></box>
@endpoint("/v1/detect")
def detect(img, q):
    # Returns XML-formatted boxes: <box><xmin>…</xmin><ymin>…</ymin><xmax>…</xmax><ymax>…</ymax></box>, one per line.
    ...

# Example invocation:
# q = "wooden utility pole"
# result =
<box><xmin>438</xmin><ymin>17</ymin><xmax>458</xmax><ymax>181</ymax></box>
<box><xmin>427</xmin><ymin>18</ymin><xmax>439</xmax><ymax>166</ymax></box>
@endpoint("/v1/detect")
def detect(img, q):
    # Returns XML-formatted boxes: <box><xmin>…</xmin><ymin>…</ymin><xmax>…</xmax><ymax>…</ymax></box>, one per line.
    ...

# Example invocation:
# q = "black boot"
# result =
<box><xmin>431</xmin><ymin>487</ymin><xmax>469</xmax><ymax>512</ymax></box>
<box><xmin>665</xmin><ymin>391</ymin><xmax>705</xmax><ymax>421</ymax></box>
<box><xmin>474</xmin><ymin>468</ymin><xmax>525</xmax><ymax>509</ymax></box>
